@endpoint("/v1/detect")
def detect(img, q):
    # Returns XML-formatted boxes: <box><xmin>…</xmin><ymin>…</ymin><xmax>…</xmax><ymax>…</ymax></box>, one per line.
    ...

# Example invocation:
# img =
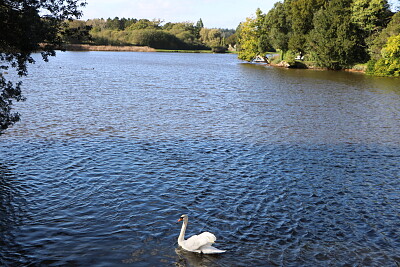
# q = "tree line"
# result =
<box><xmin>63</xmin><ymin>17</ymin><xmax>237</xmax><ymax>52</ymax></box>
<box><xmin>237</xmin><ymin>0</ymin><xmax>400</xmax><ymax>76</ymax></box>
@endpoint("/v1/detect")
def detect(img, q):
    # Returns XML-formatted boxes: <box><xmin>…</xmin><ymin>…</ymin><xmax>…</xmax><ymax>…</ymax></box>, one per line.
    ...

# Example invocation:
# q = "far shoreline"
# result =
<box><xmin>62</xmin><ymin>44</ymin><xmax>237</xmax><ymax>54</ymax></box>
<box><xmin>62</xmin><ymin>44</ymin><xmax>366</xmax><ymax>73</ymax></box>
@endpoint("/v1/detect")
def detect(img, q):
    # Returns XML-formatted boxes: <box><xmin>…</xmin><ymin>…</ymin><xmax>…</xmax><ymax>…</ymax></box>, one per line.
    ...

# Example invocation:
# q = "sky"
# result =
<box><xmin>81</xmin><ymin>0</ymin><xmax>277</xmax><ymax>29</ymax></box>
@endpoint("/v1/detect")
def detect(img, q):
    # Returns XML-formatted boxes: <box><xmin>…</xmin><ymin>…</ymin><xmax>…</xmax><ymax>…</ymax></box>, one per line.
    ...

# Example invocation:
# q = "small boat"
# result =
<box><xmin>252</xmin><ymin>55</ymin><xmax>268</xmax><ymax>63</ymax></box>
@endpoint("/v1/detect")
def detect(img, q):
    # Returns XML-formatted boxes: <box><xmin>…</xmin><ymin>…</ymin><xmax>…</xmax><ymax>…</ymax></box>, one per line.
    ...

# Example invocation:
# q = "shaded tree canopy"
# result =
<box><xmin>0</xmin><ymin>0</ymin><xmax>86</xmax><ymax>133</ymax></box>
<box><xmin>308</xmin><ymin>0</ymin><xmax>368</xmax><ymax>69</ymax></box>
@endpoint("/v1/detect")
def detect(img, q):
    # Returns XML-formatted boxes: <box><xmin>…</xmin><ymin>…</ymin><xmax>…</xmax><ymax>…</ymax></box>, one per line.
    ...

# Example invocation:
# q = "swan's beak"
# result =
<box><xmin>177</xmin><ymin>218</ymin><xmax>183</xmax><ymax>222</ymax></box>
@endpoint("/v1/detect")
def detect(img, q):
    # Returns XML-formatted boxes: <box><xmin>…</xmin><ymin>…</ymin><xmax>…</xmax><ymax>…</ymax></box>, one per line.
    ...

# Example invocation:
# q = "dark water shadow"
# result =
<box><xmin>0</xmin><ymin>163</ymin><xmax>32</xmax><ymax>266</ymax></box>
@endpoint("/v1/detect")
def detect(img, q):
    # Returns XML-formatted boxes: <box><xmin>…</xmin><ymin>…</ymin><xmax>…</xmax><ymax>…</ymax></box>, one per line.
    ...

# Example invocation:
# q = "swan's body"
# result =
<box><xmin>177</xmin><ymin>214</ymin><xmax>226</xmax><ymax>254</ymax></box>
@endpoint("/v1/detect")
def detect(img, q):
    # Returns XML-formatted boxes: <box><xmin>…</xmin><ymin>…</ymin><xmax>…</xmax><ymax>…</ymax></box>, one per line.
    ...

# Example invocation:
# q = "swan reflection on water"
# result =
<box><xmin>175</xmin><ymin>247</ymin><xmax>224</xmax><ymax>267</ymax></box>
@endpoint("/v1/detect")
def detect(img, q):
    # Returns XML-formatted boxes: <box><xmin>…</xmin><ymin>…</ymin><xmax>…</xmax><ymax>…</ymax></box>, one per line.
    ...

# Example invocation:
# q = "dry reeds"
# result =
<box><xmin>65</xmin><ymin>44</ymin><xmax>156</xmax><ymax>52</ymax></box>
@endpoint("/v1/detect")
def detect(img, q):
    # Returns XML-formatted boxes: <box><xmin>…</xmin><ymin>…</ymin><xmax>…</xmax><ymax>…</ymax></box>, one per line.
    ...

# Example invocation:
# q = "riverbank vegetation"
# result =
<box><xmin>237</xmin><ymin>0</ymin><xmax>400</xmax><ymax>77</ymax></box>
<box><xmin>63</xmin><ymin>18</ymin><xmax>237</xmax><ymax>52</ymax></box>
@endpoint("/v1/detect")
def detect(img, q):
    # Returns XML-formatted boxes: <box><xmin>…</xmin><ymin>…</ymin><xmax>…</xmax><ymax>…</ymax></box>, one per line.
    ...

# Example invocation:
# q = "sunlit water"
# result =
<box><xmin>1</xmin><ymin>52</ymin><xmax>400</xmax><ymax>266</ymax></box>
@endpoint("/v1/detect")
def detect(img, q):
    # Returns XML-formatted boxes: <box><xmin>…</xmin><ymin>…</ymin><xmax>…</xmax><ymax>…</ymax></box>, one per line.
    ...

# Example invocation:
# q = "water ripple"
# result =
<box><xmin>1</xmin><ymin>52</ymin><xmax>400</xmax><ymax>266</ymax></box>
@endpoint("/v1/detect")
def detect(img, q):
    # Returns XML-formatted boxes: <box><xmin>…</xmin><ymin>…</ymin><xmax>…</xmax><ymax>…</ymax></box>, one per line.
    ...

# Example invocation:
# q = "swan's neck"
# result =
<box><xmin>178</xmin><ymin>220</ymin><xmax>187</xmax><ymax>244</ymax></box>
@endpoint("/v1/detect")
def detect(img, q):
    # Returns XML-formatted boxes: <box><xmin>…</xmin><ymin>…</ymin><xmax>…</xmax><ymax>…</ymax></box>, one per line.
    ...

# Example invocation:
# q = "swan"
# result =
<box><xmin>177</xmin><ymin>214</ymin><xmax>226</xmax><ymax>254</ymax></box>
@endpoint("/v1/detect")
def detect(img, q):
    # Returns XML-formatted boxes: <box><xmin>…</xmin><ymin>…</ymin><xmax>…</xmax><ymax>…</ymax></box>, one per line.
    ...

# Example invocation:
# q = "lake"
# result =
<box><xmin>1</xmin><ymin>51</ymin><xmax>400</xmax><ymax>266</ymax></box>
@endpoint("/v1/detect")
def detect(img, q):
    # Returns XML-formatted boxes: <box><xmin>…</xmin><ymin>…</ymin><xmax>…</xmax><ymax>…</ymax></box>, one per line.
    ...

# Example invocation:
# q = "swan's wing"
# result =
<box><xmin>199</xmin><ymin>244</ymin><xmax>226</xmax><ymax>254</ymax></box>
<box><xmin>183</xmin><ymin>232</ymin><xmax>216</xmax><ymax>251</ymax></box>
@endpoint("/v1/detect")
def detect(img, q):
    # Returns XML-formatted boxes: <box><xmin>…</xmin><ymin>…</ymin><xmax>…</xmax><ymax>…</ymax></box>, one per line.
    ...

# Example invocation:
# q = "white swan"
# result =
<box><xmin>177</xmin><ymin>214</ymin><xmax>226</xmax><ymax>254</ymax></box>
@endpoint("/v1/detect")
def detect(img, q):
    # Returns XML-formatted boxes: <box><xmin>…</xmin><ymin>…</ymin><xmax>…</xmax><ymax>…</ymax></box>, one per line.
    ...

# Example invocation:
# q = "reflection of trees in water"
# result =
<box><xmin>0</xmin><ymin>163</ymin><xmax>30</xmax><ymax>266</ymax></box>
<box><xmin>175</xmin><ymin>247</ymin><xmax>223</xmax><ymax>267</ymax></box>
<box><xmin>0</xmin><ymin>163</ymin><xmax>19</xmax><ymax>224</ymax></box>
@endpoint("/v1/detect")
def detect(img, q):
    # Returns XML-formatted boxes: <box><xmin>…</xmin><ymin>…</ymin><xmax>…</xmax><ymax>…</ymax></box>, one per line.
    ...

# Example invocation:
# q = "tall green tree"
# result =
<box><xmin>351</xmin><ymin>0</ymin><xmax>392</xmax><ymax>34</ymax></box>
<box><xmin>63</xmin><ymin>20</ymin><xmax>92</xmax><ymax>44</ymax></box>
<box><xmin>195</xmin><ymin>18</ymin><xmax>204</xmax><ymax>29</ymax></box>
<box><xmin>194</xmin><ymin>18</ymin><xmax>204</xmax><ymax>38</ymax></box>
<box><xmin>264</xmin><ymin>2</ymin><xmax>290</xmax><ymax>57</ymax></box>
<box><xmin>287</xmin><ymin>0</ymin><xmax>327</xmax><ymax>54</ymax></box>
<box><xmin>308</xmin><ymin>0</ymin><xmax>368</xmax><ymax>69</ymax></box>
<box><xmin>1</xmin><ymin>0</ymin><xmax>86</xmax><ymax>133</ymax></box>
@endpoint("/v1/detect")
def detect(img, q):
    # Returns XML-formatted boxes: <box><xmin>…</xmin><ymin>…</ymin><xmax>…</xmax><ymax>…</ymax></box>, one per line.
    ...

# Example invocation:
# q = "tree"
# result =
<box><xmin>308</xmin><ymin>0</ymin><xmax>368</xmax><ymax>69</ymax></box>
<box><xmin>127</xmin><ymin>19</ymin><xmax>161</xmax><ymax>31</ymax></box>
<box><xmin>63</xmin><ymin>20</ymin><xmax>92</xmax><ymax>44</ymax></box>
<box><xmin>369</xmin><ymin>12</ymin><xmax>400</xmax><ymax>60</ymax></box>
<box><xmin>237</xmin><ymin>17</ymin><xmax>258</xmax><ymax>61</ymax></box>
<box><xmin>237</xmin><ymin>8</ymin><xmax>273</xmax><ymax>61</ymax></box>
<box><xmin>264</xmin><ymin>2</ymin><xmax>290</xmax><ymax>58</ymax></box>
<box><xmin>195</xmin><ymin>18</ymin><xmax>204</xmax><ymax>38</ymax></box>
<box><xmin>1</xmin><ymin>0</ymin><xmax>86</xmax><ymax>133</ymax></box>
<box><xmin>196</xmin><ymin>18</ymin><xmax>204</xmax><ymax>29</ymax></box>
<box><xmin>200</xmin><ymin>28</ymin><xmax>223</xmax><ymax>48</ymax></box>
<box><xmin>370</xmin><ymin>34</ymin><xmax>400</xmax><ymax>76</ymax></box>
<box><xmin>130</xmin><ymin>29</ymin><xmax>186</xmax><ymax>49</ymax></box>
<box><xmin>351</xmin><ymin>0</ymin><xmax>392</xmax><ymax>35</ymax></box>
<box><xmin>287</xmin><ymin>0</ymin><xmax>327</xmax><ymax>54</ymax></box>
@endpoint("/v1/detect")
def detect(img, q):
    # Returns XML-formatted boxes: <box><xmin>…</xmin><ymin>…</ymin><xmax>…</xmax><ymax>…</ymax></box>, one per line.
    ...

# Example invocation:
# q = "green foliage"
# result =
<box><xmin>370</xmin><ymin>34</ymin><xmax>400</xmax><ymax>76</ymax></box>
<box><xmin>130</xmin><ymin>30</ymin><xmax>186</xmax><ymax>49</ymax></box>
<box><xmin>264</xmin><ymin>2</ymin><xmax>290</xmax><ymax>54</ymax></box>
<box><xmin>1</xmin><ymin>0</ymin><xmax>86</xmax><ymax>133</ymax></box>
<box><xmin>196</xmin><ymin>19</ymin><xmax>204</xmax><ymax>29</ymax></box>
<box><xmin>238</xmin><ymin>0</ymin><xmax>397</xmax><ymax>75</ymax></box>
<box><xmin>308</xmin><ymin>0</ymin><xmax>368</xmax><ymax>69</ymax></box>
<box><xmin>237</xmin><ymin>17</ymin><xmax>258</xmax><ymax>61</ymax></box>
<box><xmin>87</xmin><ymin>17</ymin><xmax>233</xmax><ymax>50</ymax></box>
<box><xmin>195</xmin><ymin>18</ymin><xmax>204</xmax><ymax>37</ymax></box>
<box><xmin>287</xmin><ymin>0</ymin><xmax>326</xmax><ymax>53</ymax></box>
<box><xmin>165</xmin><ymin>22</ymin><xmax>203</xmax><ymax>48</ymax></box>
<box><xmin>369</xmin><ymin>12</ymin><xmax>400</xmax><ymax>60</ymax></box>
<box><xmin>127</xmin><ymin>19</ymin><xmax>161</xmax><ymax>31</ymax></box>
<box><xmin>351</xmin><ymin>0</ymin><xmax>392</xmax><ymax>34</ymax></box>
<box><xmin>238</xmin><ymin>8</ymin><xmax>273</xmax><ymax>61</ymax></box>
<box><xmin>200</xmin><ymin>28</ymin><xmax>224</xmax><ymax>48</ymax></box>
<box><xmin>63</xmin><ymin>20</ymin><xmax>92</xmax><ymax>44</ymax></box>
<box><xmin>283</xmin><ymin>50</ymin><xmax>297</xmax><ymax>65</ymax></box>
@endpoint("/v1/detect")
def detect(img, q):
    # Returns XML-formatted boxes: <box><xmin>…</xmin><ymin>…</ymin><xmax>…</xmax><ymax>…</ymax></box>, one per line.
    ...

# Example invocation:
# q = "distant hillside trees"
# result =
<box><xmin>63</xmin><ymin>17</ymin><xmax>236</xmax><ymax>51</ymax></box>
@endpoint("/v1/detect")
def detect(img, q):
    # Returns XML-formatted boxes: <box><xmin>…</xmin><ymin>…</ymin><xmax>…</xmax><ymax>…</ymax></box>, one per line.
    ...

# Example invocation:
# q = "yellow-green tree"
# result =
<box><xmin>237</xmin><ymin>17</ymin><xmax>258</xmax><ymax>61</ymax></box>
<box><xmin>238</xmin><ymin>8</ymin><xmax>272</xmax><ymax>61</ymax></box>
<box><xmin>372</xmin><ymin>34</ymin><xmax>400</xmax><ymax>76</ymax></box>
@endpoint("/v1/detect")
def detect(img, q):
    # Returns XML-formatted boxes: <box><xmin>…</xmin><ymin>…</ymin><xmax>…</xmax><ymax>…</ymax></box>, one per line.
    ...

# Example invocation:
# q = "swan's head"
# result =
<box><xmin>177</xmin><ymin>214</ymin><xmax>188</xmax><ymax>222</ymax></box>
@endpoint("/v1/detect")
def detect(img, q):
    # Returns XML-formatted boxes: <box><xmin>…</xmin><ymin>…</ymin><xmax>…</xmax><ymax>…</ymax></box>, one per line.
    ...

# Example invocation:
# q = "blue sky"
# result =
<box><xmin>81</xmin><ymin>0</ymin><xmax>277</xmax><ymax>29</ymax></box>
